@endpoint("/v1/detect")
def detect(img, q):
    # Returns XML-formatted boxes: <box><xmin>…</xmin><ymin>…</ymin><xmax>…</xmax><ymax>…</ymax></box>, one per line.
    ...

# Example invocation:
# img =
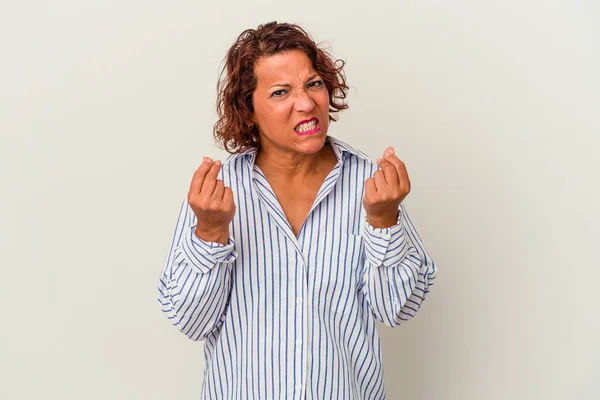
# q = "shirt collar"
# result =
<box><xmin>233</xmin><ymin>135</ymin><xmax>371</xmax><ymax>169</ymax></box>
<box><xmin>326</xmin><ymin>136</ymin><xmax>371</xmax><ymax>164</ymax></box>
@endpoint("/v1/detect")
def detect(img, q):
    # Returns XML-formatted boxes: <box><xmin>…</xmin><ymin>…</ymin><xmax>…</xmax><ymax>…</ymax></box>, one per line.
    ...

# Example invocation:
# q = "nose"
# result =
<box><xmin>293</xmin><ymin>88</ymin><xmax>315</xmax><ymax>113</ymax></box>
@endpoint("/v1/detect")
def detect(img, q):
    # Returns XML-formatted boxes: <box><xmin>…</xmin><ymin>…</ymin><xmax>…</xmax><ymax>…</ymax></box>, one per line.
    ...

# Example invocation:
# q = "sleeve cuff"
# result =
<box><xmin>362</xmin><ymin>206</ymin><xmax>409</xmax><ymax>268</ymax></box>
<box><xmin>179</xmin><ymin>226</ymin><xmax>237</xmax><ymax>273</ymax></box>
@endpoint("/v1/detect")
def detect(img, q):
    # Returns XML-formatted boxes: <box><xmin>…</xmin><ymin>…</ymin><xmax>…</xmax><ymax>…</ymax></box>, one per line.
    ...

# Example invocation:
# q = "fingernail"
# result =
<box><xmin>215</xmin><ymin>160</ymin><xmax>221</xmax><ymax>166</ymax></box>
<box><xmin>385</xmin><ymin>148</ymin><xmax>394</xmax><ymax>157</ymax></box>
<box><xmin>377</xmin><ymin>158</ymin><xmax>383</xmax><ymax>164</ymax></box>
<box><xmin>205</xmin><ymin>157</ymin><xmax>213</xmax><ymax>163</ymax></box>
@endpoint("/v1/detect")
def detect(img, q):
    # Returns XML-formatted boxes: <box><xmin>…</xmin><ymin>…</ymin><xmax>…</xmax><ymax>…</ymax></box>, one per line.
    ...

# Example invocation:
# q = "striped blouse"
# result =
<box><xmin>158</xmin><ymin>136</ymin><xmax>437</xmax><ymax>399</ymax></box>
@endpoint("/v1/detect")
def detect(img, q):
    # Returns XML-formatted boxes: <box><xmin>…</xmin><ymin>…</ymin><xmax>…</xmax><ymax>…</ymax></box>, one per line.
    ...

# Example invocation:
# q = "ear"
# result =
<box><xmin>246</xmin><ymin>112</ymin><xmax>256</xmax><ymax>128</ymax></box>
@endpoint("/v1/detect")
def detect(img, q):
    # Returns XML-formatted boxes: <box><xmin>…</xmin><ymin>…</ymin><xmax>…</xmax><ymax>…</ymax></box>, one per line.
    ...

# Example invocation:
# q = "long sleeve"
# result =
<box><xmin>157</xmin><ymin>199</ymin><xmax>237</xmax><ymax>341</ymax></box>
<box><xmin>360</xmin><ymin>202</ymin><xmax>437</xmax><ymax>327</ymax></box>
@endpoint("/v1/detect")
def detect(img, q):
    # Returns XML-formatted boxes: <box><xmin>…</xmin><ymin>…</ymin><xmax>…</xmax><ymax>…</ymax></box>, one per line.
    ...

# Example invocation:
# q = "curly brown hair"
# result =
<box><xmin>213</xmin><ymin>21</ymin><xmax>349</xmax><ymax>154</ymax></box>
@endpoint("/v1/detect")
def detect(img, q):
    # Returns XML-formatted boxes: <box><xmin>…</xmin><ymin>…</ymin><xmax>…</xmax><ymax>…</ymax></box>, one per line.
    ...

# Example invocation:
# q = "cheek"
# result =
<box><xmin>257</xmin><ymin>103</ymin><xmax>286</xmax><ymax>126</ymax></box>
<box><xmin>270</xmin><ymin>104</ymin><xmax>293</xmax><ymax>125</ymax></box>
<box><xmin>316</xmin><ymin>91</ymin><xmax>330</xmax><ymax>109</ymax></box>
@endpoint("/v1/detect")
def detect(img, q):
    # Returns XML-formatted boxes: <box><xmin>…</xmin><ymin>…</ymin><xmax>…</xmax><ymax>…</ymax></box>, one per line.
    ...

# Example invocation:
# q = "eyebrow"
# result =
<box><xmin>268</xmin><ymin>74</ymin><xmax>320</xmax><ymax>89</ymax></box>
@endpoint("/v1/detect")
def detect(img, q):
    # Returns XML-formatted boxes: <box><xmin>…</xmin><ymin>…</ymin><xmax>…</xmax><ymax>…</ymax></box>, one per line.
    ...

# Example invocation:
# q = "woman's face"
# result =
<box><xmin>249</xmin><ymin>50</ymin><xmax>330</xmax><ymax>156</ymax></box>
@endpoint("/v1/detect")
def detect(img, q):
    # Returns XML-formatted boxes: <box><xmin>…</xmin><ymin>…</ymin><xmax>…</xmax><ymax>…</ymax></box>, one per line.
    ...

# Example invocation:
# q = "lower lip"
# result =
<box><xmin>295</xmin><ymin>121</ymin><xmax>320</xmax><ymax>136</ymax></box>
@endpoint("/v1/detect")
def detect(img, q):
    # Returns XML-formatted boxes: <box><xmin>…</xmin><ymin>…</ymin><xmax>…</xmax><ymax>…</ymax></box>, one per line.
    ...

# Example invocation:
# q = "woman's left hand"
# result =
<box><xmin>363</xmin><ymin>147</ymin><xmax>411</xmax><ymax>228</ymax></box>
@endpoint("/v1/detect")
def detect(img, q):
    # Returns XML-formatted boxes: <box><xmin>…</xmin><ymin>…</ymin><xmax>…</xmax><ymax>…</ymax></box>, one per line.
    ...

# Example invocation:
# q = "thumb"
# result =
<box><xmin>223</xmin><ymin>187</ymin><xmax>235</xmax><ymax>207</ymax></box>
<box><xmin>364</xmin><ymin>177</ymin><xmax>377</xmax><ymax>199</ymax></box>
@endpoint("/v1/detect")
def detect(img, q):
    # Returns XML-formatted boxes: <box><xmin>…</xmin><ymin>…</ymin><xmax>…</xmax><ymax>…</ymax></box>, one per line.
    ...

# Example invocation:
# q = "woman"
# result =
<box><xmin>158</xmin><ymin>21</ymin><xmax>437</xmax><ymax>399</ymax></box>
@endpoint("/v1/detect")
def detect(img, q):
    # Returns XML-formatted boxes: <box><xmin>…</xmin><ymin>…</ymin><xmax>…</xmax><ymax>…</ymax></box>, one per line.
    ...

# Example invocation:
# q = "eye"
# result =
<box><xmin>271</xmin><ymin>89</ymin><xmax>287</xmax><ymax>98</ymax></box>
<box><xmin>308</xmin><ymin>80</ymin><xmax>323</xmax><ymax>88</ymax></box>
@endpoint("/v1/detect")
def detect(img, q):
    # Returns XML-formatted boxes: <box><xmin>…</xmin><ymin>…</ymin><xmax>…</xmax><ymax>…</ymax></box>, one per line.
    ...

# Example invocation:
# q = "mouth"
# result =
<box><xmin>294</xmin><ymin>117</ymin><xmax>320</xmax><ymax>136</ymax></box>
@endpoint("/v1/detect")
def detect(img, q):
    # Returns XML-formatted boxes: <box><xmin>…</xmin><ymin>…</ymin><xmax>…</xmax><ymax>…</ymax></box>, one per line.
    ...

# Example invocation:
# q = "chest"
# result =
<box><xmin>268</xmin><ymin>178</ymin><xmax>324</xmax><ymax>236</ymax></box>
<box><xmin>229</xmin><ymin>158</ymin><xmax>366</xmax><ymax>239</ymax></box>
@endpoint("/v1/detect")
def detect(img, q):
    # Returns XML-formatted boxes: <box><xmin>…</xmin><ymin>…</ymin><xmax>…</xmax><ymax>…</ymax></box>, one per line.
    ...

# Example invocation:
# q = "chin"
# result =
<box><xmin>294</xmin><ymin>131</ymin><xmax>328</xmax><ymax>154</ymax></box>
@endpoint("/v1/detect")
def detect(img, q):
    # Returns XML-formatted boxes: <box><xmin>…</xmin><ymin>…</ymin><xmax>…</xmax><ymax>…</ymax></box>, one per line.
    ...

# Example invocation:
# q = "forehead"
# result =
<box><xmin>253</xmin><ymin>50</ymin><xmax>316</xmax><ymax>86</ymax></box>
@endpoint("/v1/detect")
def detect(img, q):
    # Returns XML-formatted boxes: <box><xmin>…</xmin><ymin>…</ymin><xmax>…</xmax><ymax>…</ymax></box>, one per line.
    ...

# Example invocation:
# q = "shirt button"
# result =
<box><xmin>296</xmin><ymin>298</ymin><xmax>303</xmax><ymax>304</ymax></box>
<box><xmin>295</xmin><ymin>384</ymin><xmax>302</xmax><ymax>391</ymax></box>
<box><xmin>296</xmin><ymin>339</ymin><xmax>302</xmax><ymax>346</ymax></box>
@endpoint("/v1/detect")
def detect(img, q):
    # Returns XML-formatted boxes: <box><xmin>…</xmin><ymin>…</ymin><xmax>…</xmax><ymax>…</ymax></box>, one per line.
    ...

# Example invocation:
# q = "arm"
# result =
<box><xmin>158</xmin><ymin>157</ymin><xmax>237</xmax><ymax>341</ymax></box>
<box><xmin>360</xmin><ymin>202</ymin><xmax>437</xmax><ymax>327</ymax></box>
<box><xmin>158</xmin><ymin>199</ymin><xmax>237</xmax><ymax>341</ymax></box>
<box><xmin>360</xmin><ymin>147</ymin><xmax>437</xmax><ymax>326</ymax></box>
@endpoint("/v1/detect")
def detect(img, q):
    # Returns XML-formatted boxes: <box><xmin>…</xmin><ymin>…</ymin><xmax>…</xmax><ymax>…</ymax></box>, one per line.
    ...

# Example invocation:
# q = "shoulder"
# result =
<box><xmin>328</xmin><ymin>136</ymin><xmax>371</xmax><ymax>161</ymax></box>
<box><xmin>217</xmin><ymin>151</ymin><xmax>251</xmax><ymax>185</ymax></box>
<box><xmin>327</xmin><ymin>136</ymin><xmax>375</xmax><ymax>172</ymax></box>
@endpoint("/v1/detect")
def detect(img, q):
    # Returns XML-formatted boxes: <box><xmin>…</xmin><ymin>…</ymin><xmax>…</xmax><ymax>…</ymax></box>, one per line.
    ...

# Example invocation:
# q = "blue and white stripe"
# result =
<box><xmin>158</xmin><ymin>136</ymin><xmax>437</xmax><ymax>399</ymax></box>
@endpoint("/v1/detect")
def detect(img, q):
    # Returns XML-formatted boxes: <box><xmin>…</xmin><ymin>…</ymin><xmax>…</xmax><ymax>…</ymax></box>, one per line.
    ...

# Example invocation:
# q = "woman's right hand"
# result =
<box><xmin>188</xmin><ymin>157</ymin><xmax>236</xmax><ymax>244</ymax></box>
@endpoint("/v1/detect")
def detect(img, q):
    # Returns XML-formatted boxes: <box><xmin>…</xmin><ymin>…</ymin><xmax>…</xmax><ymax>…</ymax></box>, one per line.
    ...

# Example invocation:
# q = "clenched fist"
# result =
<box><xmin>363</xmin><ymin>147</ymin><xmax>411</xmax><ymax>228</ymax></box>
<box><xmin>188</xmin><ymin>157</ymin><xmax>236</xmax><ymax>244</ymax></box>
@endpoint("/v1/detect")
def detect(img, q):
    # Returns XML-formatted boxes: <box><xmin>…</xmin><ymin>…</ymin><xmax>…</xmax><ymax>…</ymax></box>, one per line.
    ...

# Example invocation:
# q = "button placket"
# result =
<box><xmin>292</xmin><ymin>248</ymin><xmax>307</xmax><ymax>398</ymax></box>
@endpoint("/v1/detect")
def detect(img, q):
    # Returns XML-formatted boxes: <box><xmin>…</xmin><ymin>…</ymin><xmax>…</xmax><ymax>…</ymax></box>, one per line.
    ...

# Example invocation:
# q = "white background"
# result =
<box><xmin>1</xmin><ymin>1</ymin><xmax>599</xmax><ymax>399</ymax></box>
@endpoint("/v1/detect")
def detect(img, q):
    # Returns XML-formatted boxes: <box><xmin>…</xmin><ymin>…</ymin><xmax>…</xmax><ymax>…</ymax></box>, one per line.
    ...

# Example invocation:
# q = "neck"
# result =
<box><xmin>255</xmin><ymin>141</ymin><xmax>334</xmax><ymax>181</ymax></box>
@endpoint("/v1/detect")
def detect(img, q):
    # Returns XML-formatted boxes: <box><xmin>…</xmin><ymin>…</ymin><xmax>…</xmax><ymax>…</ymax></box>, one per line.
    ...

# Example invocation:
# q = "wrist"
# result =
<box><xmin>195</xmin><ymin>225</ymin><xmax>230</xmax><ymax>245</ymax></box>
<box><xmin>366</xmin><ymin>211</ymin><xmax>399</xmax><ymax>229</ymax></box>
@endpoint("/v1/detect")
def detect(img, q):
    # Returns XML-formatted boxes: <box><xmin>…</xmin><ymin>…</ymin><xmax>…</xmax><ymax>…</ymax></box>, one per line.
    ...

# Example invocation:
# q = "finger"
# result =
<box><xmin>373</xmin><ymin>169</ymin><xmax>386</xmax><ymax>191</ymax></box>
<box><xmin>383</xmin><ymin>148</ymin><xmax>408</xmax><ymax>181</ymax></box>
<box><xmin>223</xmin><ymin>187</ymin><xmax>235</xmax><ymax>208</ymax></box>
<box><xmin>377</xmin><ymin>158</ymin><xmax>399</xmax><ymax>185</ymax></box>
<box><xmin>189</xmin><ymin>157</ymin><xmax>214</xmax><ymax>195</ymax></box>
<box><xmin>364</xmin><ymin>177</ymin><xmax>377</xmax><ymax>200</ymax></box>
<box><xmin>388</xmin><ymin>155</ymin><xmax>410</xmax><ymax>191</ymax></box>
<box><xmin>211</xmin><ymin>179</ymin><xmax>225</xmax><ymax>200</ymax></box>
<box><xmin>201</xmin><ymin>160</ymin><xmax>221</xmax><ymax>196</ymax></box>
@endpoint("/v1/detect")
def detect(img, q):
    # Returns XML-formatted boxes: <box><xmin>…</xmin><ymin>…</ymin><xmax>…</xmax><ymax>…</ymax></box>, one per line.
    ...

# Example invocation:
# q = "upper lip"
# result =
<box><xmin>294</xmin><ymin>117</ymin><xmax>319</xmax><ymax>129</ymax></box>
